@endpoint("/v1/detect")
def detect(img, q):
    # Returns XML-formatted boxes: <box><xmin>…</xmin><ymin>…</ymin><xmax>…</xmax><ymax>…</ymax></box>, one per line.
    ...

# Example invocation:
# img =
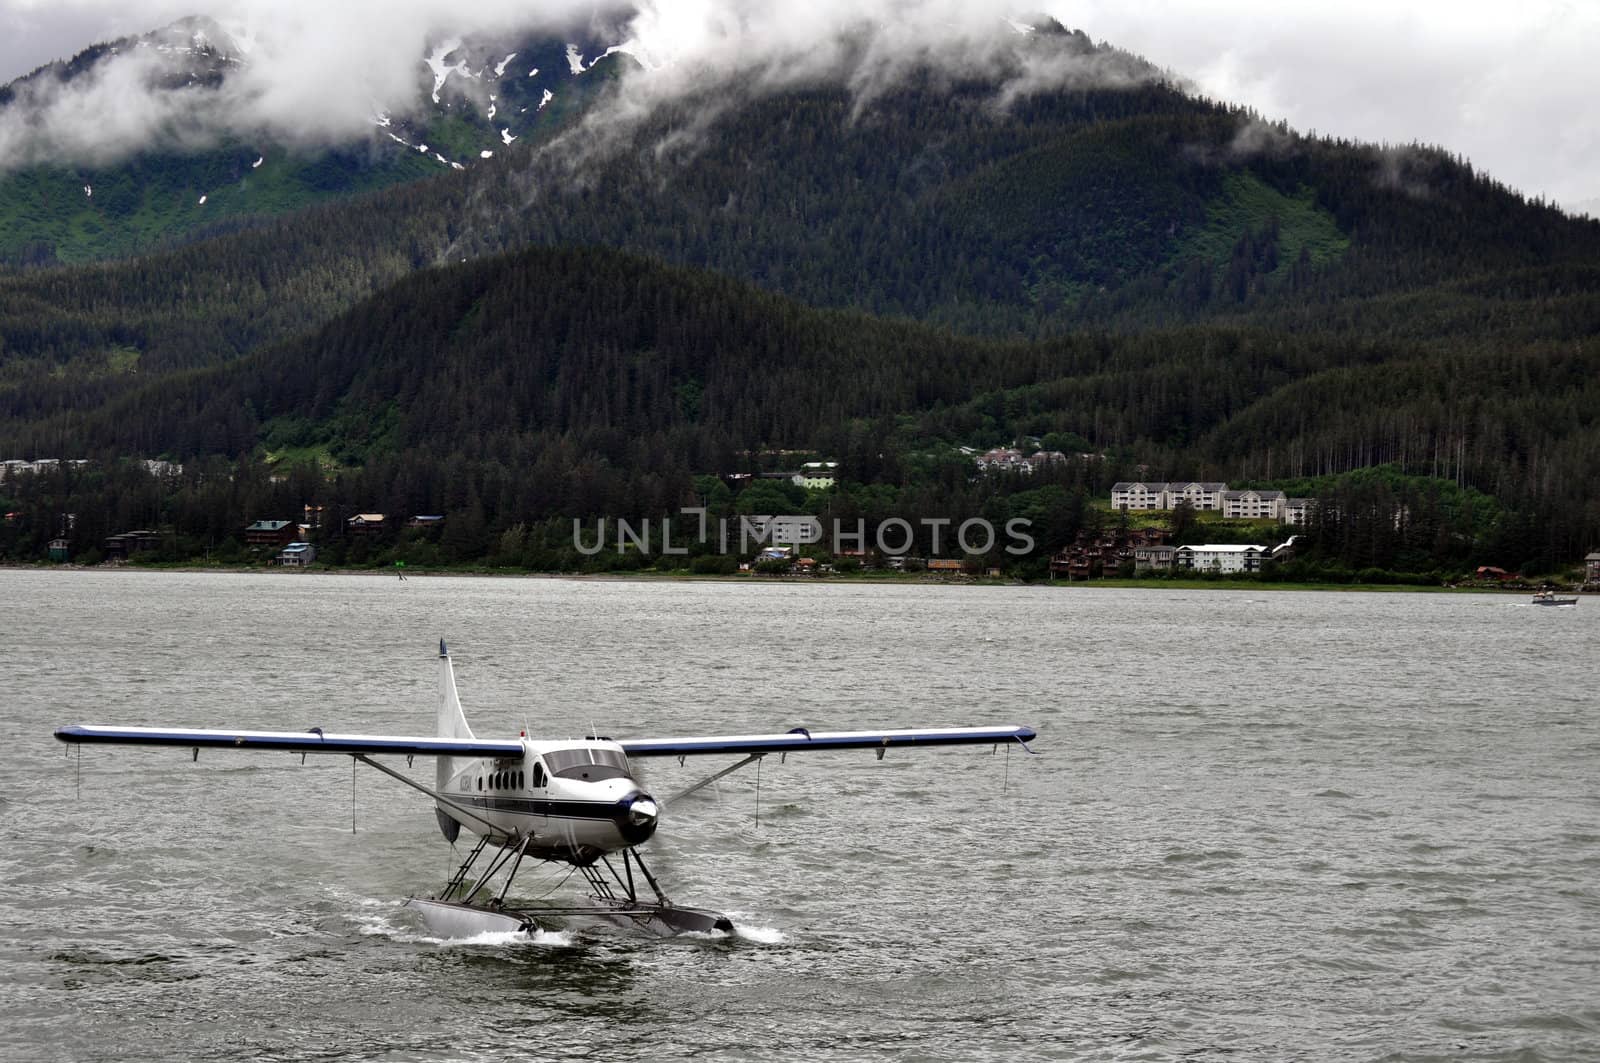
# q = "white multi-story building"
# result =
<box><xmin>1111</xmin><ymin>482</ymin><xmax>1170</xmax><ymax>509</ymax></box>
<box><xmin>791</xmin><ymin>462</ymin><xmax>839</xmax><ymax>489</ymax></box>
<box><xmin>1166</xmin><ymin>482</ymin><xmax>1227</xmax><ymax>511</ymax></box>
<box><xmin>1174</xmin><ymin>544</ymin><xmax>1267</xmax><ymax>573</ymax></box>
<box><xmin>741</xmin><ymin>515</ymin><xmax>823</xmax><ymax>546</ymax></box>
<box><xmin>1283</xmin><ymin>498</ymin><xmax>1316</xmax><ymax>525</ymax></box>
<box><xmin>1221</xmin><ymin>489</ymin><xmax>1286</xmax><ymax>520</ymax></box>
<box><xmin>1112</xmin><ymin>481</ymin><xmax>1229</xmax><ymax>511</ymax></box>
<box><xmin>0</xmin><ymin>458</ymin><xmax>85</xmax><ymax>480</ymax></box>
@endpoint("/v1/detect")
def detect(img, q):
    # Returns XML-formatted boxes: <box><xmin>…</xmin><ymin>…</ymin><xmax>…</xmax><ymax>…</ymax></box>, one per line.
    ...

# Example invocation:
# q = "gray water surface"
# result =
<box><xmin>2</xmin><ymin>570</ymin><xmax>1596</xmax><ymax>1061</ymax></box>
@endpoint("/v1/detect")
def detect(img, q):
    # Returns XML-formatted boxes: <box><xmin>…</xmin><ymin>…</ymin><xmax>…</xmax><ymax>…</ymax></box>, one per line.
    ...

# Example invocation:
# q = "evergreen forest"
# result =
<box><xmin>1</xmin><ymin>18</ymin><xmax>1596</xmax><ymax>581</ymax></box>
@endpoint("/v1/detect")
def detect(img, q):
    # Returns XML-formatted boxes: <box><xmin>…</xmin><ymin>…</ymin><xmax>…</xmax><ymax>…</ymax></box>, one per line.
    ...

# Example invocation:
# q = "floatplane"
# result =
<box><xmin>55</xmin><ymin>641</ymin><xmax>1038</xmax><ymax>938</ymax></box>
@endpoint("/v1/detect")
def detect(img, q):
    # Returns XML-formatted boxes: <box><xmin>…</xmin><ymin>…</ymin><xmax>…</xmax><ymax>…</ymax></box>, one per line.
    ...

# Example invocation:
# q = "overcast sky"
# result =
<box><xmin>0</xmin><ymin>0</ymin><xmax>1594</xmax><ymax>211</ymax></box>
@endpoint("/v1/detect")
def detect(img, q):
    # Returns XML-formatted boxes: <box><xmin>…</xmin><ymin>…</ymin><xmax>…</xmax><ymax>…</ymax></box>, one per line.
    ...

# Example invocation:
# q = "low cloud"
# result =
<box><xmin>1051</xmin><ymin>0</ymin><xmax>1600</xmax><ymax>206</ymax></box>
<box><xmin>1</xmin><ymin>0</ymin><xmax>1593</xmax><ymax>210</ymax></box>
<box><xmin>0</xmin><ymin>0</ymin><xmax>615</xmax><ymax>169</ymax></box>
<box><xmin>0</xmin><ymin>0</ymin><xmax>1163</xmax><ymax>174</ymax></box>
<box><xmin>547</xmin><ymin>2</ymin><xmax>1163</xmax><ymax>174</ymax></box>
<box><xmin>617</xmin><ymin>0</ymin><xmax>1151</xmax><ymax>102</ymax></box>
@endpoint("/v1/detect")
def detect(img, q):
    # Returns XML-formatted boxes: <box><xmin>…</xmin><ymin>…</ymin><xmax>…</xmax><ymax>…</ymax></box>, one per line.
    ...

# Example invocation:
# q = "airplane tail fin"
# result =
<box><xmin>436</xmin><ymin>639</ymin><xmax>475</xmax><ymax>742</ymax></box>
<box><xmin>434</xmin><ymin>640</ymin><xmax>472</xmax><ymax>842</ymax></box>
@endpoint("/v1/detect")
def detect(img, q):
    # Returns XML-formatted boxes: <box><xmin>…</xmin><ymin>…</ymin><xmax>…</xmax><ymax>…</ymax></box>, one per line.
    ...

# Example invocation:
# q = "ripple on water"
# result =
<box><xmin>4</xmin><ymin>574</ymin><xmax>1599</xmax><ymax>1062</ymax></box>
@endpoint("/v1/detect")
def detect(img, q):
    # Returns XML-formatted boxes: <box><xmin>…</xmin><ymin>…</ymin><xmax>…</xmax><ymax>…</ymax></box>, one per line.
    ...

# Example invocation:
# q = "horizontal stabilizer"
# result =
<box><xmin>54</xmin><ymin>724</ymin><xmax>524</xmax><ymax>759</ymax></box>
<box><xmin>618</xmin><ymin>724</ymin><xmax>1036</xmax><ymax>758</ymax></box>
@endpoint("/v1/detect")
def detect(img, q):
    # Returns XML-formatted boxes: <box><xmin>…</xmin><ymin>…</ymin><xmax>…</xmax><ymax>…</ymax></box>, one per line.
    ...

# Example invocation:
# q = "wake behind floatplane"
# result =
<box><xmin>55</xmin><ymin>642</ymin><xmax>1037</xmax><ymax>940</ymax></box>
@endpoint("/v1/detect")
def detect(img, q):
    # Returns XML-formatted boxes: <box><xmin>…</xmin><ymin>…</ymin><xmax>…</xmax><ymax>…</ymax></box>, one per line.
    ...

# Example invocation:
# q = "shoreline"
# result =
<box><xmin>2</xmin><ymin>562</ymin><xmax>1576</xmax><ymax>595</ymax></box>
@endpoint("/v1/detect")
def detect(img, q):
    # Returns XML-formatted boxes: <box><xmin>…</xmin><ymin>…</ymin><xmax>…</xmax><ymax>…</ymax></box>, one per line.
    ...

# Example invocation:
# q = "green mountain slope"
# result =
<box><xmin>1</xmin><ymin>18</ymin><xmax>1597</xmax><ymax>570</ymax></box>
<box><xmin>10</xmin><ymin>244</ymin><xmax>1592</xmax><ymax>560</ymax></box>
<box><xmin>0</xmin><ymin>23</ymin><xmax>628</xmax><ymax>265</ymax></box>
<box><xmin>2</xmin><ymin>19</ymin><xmax>1593</xmax><ymax>373</ymax></box>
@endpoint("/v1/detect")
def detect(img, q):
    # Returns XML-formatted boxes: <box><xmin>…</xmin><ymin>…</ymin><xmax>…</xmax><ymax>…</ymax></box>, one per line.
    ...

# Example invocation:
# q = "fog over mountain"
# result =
<box><xmin>1068</xmin><ymin>0</ymin><xmax>1600</xmax><ymax>209</ymax></box>
<box><xmin>1</xmin><ymin>0</ymin><xmax>1595</xmax><ymax>207</ymax></box>
<box><xmin>0</xmin><ymin>2</ymin><xmax>1155</xmax><ymax>172</ymax></box>
<box><xmin>0</xmin><ymin>1</ymin><xmax>621</xmax><ymax>165</ymax></box>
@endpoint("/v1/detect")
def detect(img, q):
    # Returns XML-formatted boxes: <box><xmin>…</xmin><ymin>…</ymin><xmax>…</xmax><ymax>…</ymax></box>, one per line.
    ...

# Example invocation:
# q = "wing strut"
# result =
<box><xmin>663</xmin><ymin>753</ymin><xmax>764</xmax><ymax>807</ymax></box>
<box><xmin>353</xmin><ymin>754</ymin><xmax>502</xmax><ymax>837</ymax></box>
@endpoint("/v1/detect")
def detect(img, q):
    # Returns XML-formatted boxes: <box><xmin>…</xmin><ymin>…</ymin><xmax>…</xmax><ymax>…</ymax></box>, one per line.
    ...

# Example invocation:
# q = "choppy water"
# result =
<box><xmin>1</xmin><ymin>570</ymin><xmax>1596</xmax><ymax>1062</ymax></box>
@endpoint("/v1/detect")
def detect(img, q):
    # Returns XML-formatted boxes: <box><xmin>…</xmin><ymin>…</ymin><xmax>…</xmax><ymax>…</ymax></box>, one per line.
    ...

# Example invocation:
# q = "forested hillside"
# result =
<box><xmin>3</xmin><ymin>244</ymin><xmax>1593</xmax><ymax>573</ymax></box>
<box><xmin>0</xmin><ymin>16</ymin><xmax>1596</xmax><ymax>576</ymax></box>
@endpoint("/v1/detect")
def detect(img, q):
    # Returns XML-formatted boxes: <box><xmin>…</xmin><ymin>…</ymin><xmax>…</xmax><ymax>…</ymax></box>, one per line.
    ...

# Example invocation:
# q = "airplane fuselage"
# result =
<box><xmin>438</xmin><ymin>738</ymin><xmax>659</xmax><ymax>864</ymax></box>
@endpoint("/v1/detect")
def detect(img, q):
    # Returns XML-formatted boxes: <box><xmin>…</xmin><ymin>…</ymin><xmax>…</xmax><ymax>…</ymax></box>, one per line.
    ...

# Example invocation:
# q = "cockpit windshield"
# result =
<box><xmin>544</xmin><ymin>746</ymin><xmax>632</xmax><ymax>782</ymax></box>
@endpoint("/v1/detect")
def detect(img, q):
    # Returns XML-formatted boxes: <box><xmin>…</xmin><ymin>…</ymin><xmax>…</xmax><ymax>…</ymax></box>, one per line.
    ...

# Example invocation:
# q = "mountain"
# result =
<box><xmin>5</xmin><ymin>242</ymin><xmax>1591</xmax><ymax>572</ymax></box>
<box><xmin>4</xmin><ymin>18</ymin><xmax>1594</xmax><ymax>351</ymax></box>
<box><xmin>1</xmin><ymin>14</ymin><xmax>1597</xmax><ymax>572</ymax></box>
<box><xmin>0</xmin><ymin>18</ymin><xmax>630</xmax><ymax>265</ymax></box>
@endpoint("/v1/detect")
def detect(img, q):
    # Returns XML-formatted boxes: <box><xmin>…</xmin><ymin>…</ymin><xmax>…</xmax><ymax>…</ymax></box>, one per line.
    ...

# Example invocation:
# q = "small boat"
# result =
<box><xmin>1532</xmin><ymin>591</ymin><xmax>1579</xmax><ymax>606</ymax></box>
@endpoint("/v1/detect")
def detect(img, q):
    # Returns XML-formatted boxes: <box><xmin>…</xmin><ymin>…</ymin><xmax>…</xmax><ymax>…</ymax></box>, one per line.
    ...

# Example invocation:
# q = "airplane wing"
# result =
<box><xmin>53</xmin><ymin>724</ymin><xmax>525</xmax><ymax>759</ymax></box>
<box><xmin>55</xmin><ymin>723</ymin><xmax>1037</xmax><ymax>759</ymax></box>
<box><xmin>617</xmin><ymin>724</ymin><xmax>1036</xmax><ymax>758</ymax></box>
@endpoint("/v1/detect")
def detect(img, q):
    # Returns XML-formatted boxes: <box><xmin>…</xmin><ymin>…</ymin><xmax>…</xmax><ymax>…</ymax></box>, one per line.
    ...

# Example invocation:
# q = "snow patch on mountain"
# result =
<box><xmin>494</xmin><ymin>53</ymin><xmax>518</xmax><ymax>77</ymax></box>
<box><xmin>565</xmin><ymin>44</ymin><xmax>586</xmax><ymax>75</ymax></box>
<box><xmin>426</xmin><ymin>38</ymin><xmax>467</xmax><ymax>104</ymax></box>
<box><xmin>219</xmin><ymin>19</ymin><xmax>257</xmax><ymax>56</ymax></box>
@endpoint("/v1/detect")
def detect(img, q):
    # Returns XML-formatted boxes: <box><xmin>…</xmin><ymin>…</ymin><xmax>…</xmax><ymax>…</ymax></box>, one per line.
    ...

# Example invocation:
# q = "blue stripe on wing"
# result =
<box><xmin>617</xmin><ymin>725</ymin><xmax>1037</xmax><ymax>757</ymax></box>
<box><xmin>54</xmin><ymin>724</ymin><xmax>524</xmax><ymax>758</ymax></box>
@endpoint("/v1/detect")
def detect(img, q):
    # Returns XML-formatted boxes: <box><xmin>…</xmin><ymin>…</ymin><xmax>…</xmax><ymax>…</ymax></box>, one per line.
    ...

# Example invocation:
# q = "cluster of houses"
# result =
<box><xmin>724</xmin><ymin>461</ymin><xmax>839</xmax><ymax>490</ymax></box>
<box><xmin>240</xmin><ymin>512</ymin><xmax>444</xmax><ymax>565</ymax></box>
<box><xmin>1050</xmin><ymin>526</ymin><xmax>1171</xmax><ymax>579</ymax></box>
<box><xmin>3</xmin><ymin>459</ymin><xmax>89</xmax><ymax>481</ymax></box>
<box><xmin>2</xmin><ymin>458</ymin><xmax>181</xmax><ymax>481</ymax></box>
<box><xmin>968</xmin><ymin>447</ymin><xmax>1071</xmax><ymax>475</ymax></box>
<box><xmin>734</xmin><ymin>444</ymin><xmax>1094</xmax><ymax>479</ymax></box>
<box><xmin>791</xmin><ymin>462</ymin><xmax>838</xmax><ymax>489</ymax></box>
<box><xmin>1110</xmin><ymin>481</ymin><xmax>1315</xmax><ymax>524</ymax></box>
<box><xmin>751</xmin><ymin>543</ymin><xmax>998</xmax><ymax>578</ymax></box>
<box><xmin>1049</xmin><ymin>525</ymin><xmax>1297</xmax><ymax>579</ymax></box>
<box><xmin>92</xmin><ymin>509</ymin><xmax>445</xmax><ymax>565</ymax></box>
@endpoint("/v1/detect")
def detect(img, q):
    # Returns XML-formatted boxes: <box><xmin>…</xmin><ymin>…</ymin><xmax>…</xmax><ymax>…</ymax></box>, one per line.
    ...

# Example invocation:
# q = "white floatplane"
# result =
<box><xmin>55</xmin><ymin>641</ymin><xmax>1037</xmax><ymax>938</ymax></box>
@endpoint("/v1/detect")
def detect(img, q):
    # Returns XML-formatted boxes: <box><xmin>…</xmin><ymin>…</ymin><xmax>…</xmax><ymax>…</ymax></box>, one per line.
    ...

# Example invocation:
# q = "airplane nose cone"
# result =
<box><xmin>617</xmin><ymin>792</ymin><xmax>659</xmax><ymax>845</ymax></box>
